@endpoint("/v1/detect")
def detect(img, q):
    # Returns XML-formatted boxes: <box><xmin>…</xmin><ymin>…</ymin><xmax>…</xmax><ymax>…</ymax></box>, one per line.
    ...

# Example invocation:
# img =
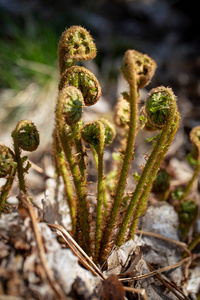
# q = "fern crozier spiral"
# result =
<box><xmin>0</xmin><ymin>145</ymin><xmax>15</xmax><ymax>178</ymax></box>
<box><xmin>12</xmin><ymin>120</ymin><xmax>40</xmax><ymax>152</ymax></box>
<box><xmin>59</xmin><ymin>86</ymin><xmax>84</xmax><ymax>125</ymax></box>
<box><xmin>59</xmin><ymin>66</ymin><xmax>101</xmax><ymax>106</ymax></box>
<box><xmin>58</xmin><ymin>25</ymin><xmax>97</xmax><ymax>73</ymax></box>
<box><xmin>145</xmin><ymin>86</ymin><xmax>177</xmax><ymax>130</ymax></box>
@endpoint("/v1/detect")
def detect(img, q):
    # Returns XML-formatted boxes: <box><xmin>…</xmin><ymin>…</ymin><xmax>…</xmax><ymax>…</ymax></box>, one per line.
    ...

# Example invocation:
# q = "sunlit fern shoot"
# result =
<box><xmin>0</xmin><ymin>120</ymin><xmax>39</xmax><ymax>212</ymax></box>
<box><xmin>11</xmin><ymin>120</ymin><xmax>40</xmax><ymax>196</ymax></box>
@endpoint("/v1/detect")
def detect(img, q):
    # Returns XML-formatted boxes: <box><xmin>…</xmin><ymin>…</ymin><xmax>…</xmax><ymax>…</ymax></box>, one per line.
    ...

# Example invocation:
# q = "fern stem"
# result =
<box><xmin>70</xmin><ymin>123</ymin><xmax>86</xmax><ymax>179</ymax></box>
<box><xmin>11</xmin><ymin>120</ymin><xmax>39</xmax><ymax>199</ymax></box>
<box><xmin>0</xmin><ymin>166</ymin><xmax>16</xmax><ymax>214</ymax></box>
<box><xmin>183</xmin><ymin>162</ymin><xmax>200</xmax><ymax>198</ymax></box>
<box><xmin>187</xmin><ymin>232</ymin><xmax>200</xmax><ymax>252</ymax></box>
<box><xmin>56</xmin><ymin>95</ymin><xmax>91</xmax><ymax>254</ymax></box>
<box><xmin>94</xmin><ymin>122</ymin><xmax>105</xmax><ymax>260</ymax></box>
<box><xmin>99</xmin><ymin>62</ymin><xmax>138</xmax><ymax>262</ymax></box>
<box><xmin>128</xmin><ymin>113</ymin><xmax>180</xmax><ymax>240</ymax></box>
<box><xmin>12</xmin><ymin>131</ymin><xmax>27</xmax><ymax>194</ymax></box>
<box><xmin>54</xmin><ymin>131</ymin><xmax>76</xmax><ymax>234</ymax></box>
<box><xmin>91</xmin><ymin>146</ymin><xmax>108</xmax><ymax>215</ymax></box>
<box><xmin>115</xmin><ymin>107</ymin><xmax>179</xmax><ymax>246</ymax></box>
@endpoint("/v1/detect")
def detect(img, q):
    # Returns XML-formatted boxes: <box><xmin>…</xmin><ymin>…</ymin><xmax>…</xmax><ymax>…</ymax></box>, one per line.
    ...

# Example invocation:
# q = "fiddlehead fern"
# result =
<box><xmin>99</xmin><ymin>49</ymin><xmax>156</xmax><ymax>263</ymax></box>
<box><xmin>178</xmin><ymin>199</ymin><xmax>198</xmax><ymax>239</ymax></box>
<box><xmin>58</xmin><ymin>65</ymin><xmax>101</xmax><ymax>177</ymax></box>
<box><xmin>0</xmin><ymin>145</ymin><xmax>15</xmax><ymax>178</ymax></box>
<box><xmin>98</xmin><ymin>119</ymin><xmax>116</xmax><ymax>146</ymax></box>
<box><xmin>56</xmin><ymin>86</ymin><xmax>91</xmax><ymax>253</ymax></box>
<box><xmin>81</xmin><ymin>121</ymin><xmax>104</xmax><ymax>148</ymax></box>
<box><xmin>145</xmin><ymin>86</ymin><xmax>175</xmax><ymax>129</ymax></box>
<box><xmin>58</xmin><ymin>25</ymin><xmax>97</xmax><ymax>74</ymax></box>
<box><xmin>0</xmin><ymin>121</ymin><xmax>39</xmax><ymax>211</ymax></box>
<box><xmin>59</xmin><ymin>66</ymin><xmax>101</xmax><ymax>106</ymax></box>
<box><xmin>81</xmin><ymin>120</ymin><xmax>115</xmax><ymax>260</ymax></box>
<box><xmin>82</xmin><ymin>121</ymin><xmax>105</xmax><ymax>258</ymax></box>
<box><xmin>0</xmin><ymin>145</ymin><xmax>17</xmax><ymax>214</ymax></box>
<box><xmin>121</xmin><ymin>49</ymin><xmax>156</xmax><ymax>89</ymax></box>
<box><xmin>59</xmin><ymin>86</ymin><xmax>84</xmax><ymax>125</ymax></box>
<box><xmin>11</xmin><ymin>120</ymin><xmax>40</xmax><ymax>195</ymax></box>
<box><xmin>114</xmin><ymin>86</ymin><xmax>180</xmax><ymax>248</ymax></box>
<box><xmin>54</xmin><ymin>25</ymin><xmax>101</xmax><ymax>253</ymax></box>
<box><xmin>114</xmin><ymin>97</ymin><xmax>130</xmax><ymax>128</ymax></box>
<box><xmin>13</xmin><ymin>119</ymin><xmax>40</xmax><ymax>152</ymax></box>
<box><xmin>59</xmin><ymin>85</ymin><xmax>86</xmax><ymax>179</ymax></box>
<box><xmin>81</xmin><ymin>120</ymin><xmax>115</xmax><ymax>148</ymax></box>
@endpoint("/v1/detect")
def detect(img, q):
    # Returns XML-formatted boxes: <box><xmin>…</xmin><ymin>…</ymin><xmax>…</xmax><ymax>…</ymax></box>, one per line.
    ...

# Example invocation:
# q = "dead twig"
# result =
<box><xmin>47</xmin><ymin>223</ymin><xmax>106</xmax><ymax>281</ymax></box>
<box><xmin>120</xmin><ymin>257</ymin><xmax>191</xmax><ymax>300</ymax></box>
<box><xmin>120</xmin><ymin>256</ymin><xmax>191</xmax><ymax>282</ymax></box>
<box><xmin>21</xmin><ymin>196</ymin><xmax>67</xmax><ymax>299</ymax></box>
<box><xmin>28</xmin><ymin>160</ymin><xmax>45</xmax><ymax>174</ymax></box>
<box><xmin>147</xmin><ymin>262</ymin><xmax>190</xmax><ymax>300</ymax></box>
<box><xmin>136</xmin><ymin>229</ymin><xmax>191</xmax><ymax>257</ymax></box>
<box><xmin>123</xmin><ymin>286</ymin><xmax>147</xmax><ymax>300</ymax></box>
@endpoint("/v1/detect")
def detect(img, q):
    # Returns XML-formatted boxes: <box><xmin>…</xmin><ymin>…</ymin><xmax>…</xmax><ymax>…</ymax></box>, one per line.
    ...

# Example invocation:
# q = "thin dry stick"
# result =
<box><xmin>123</xmin><ymin>286</ymin><xmax>147</xmax><ymax>300</ymax></box>
<box><xmin>59</xmin><ymin>230</ymin><xmax>102</xmax><ymax>279</ymax></box>
<box><xmin>47</xmin><ymin>223</ymin><xmax>106</xmax><ymax>281</ymax></box>
<box><xmin>21</xmin><ymin>197</ymin><xmax>67</xmax><ymax>300</ymax></box>
<box><xmin>136</xmin><ymin>229</ymin><xmax>191</xmax><ymax>257</ymax></box>
<box><xmin>28</xmin><ymin>160</ymin><xmax>45</xmax><ymax>174</ymax></box>
<box><xmin>147</xmin><ymin>262</ymin><xmax>190</xmax><ymax>300</ymax></box>
<box><xmin>120</xmin><ymin>258</ymin><xmax>190</xmax><ymax>300</ymax></box>
<box><xmin>182</xmin><ymin>256</ymin><xmax>192</xmax><ymax>292</ymax></box>
<box><xmin>120</xmin><ymin>257</ymin><xmax>191</xmax><ymax>281</ymax></box>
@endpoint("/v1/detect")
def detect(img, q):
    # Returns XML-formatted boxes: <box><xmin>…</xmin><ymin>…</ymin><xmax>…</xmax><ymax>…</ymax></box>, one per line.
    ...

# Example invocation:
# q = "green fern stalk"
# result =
<box><xmin>11</xmin><ymin>120</ymin><xmax>39</xmax><ymax>196</ymax></box>
<box><xmin>115</xmin><ymin>88</ymin><xmax>179</xmax><ymax>247</ymax></box>
<box><xmin>99</xmin><ymin>49</ymin><xmax>156</xmax><ymax>262</ymax></box>
<box><xmin>12</xmin><ymin>133</ymin><xmax>27</xmax><ymax>194</ymax></box>
<box><xmin>0</xmin><ymin>165</ymin><xmax>16</xmax><ymax>214</ymax></box>
<box><xmin>81</xmin><ymin>121</ymin><xmax>105</xmax><ymax>258</ymax></box>
<box><xmin>183</xmin><ymin>162</ymin><xmax>200</xmax><ymax>198</ymax></box>
<box><xmin>54</xmin><ymin>26</ymin><xmax>101</xmax><ymax>254</ymax></box>
<box><xmin>95</xmin><ymin>121</ymin><xmax>105</xmax><ymax>259</ymax></box>
<box><xmin>81</xmin><ymin>119</ymin><xmax>115</xmax><ymax>258</ymax></box>
<box><xmin>56</xmin><ymin>87</ymin><xmax>91</xmax><ymax>253</ymax></box>
<box><xmin>0</xmin><ymin>145</ymin><xmax>17</xmax><ymax>214</ymax></box>
<box><xmin>70</xmin><ymin>123</ymin><xmax>86</xmax><ymax>179</ymax></box>
<box><xmin>98</xmin><ymin>51</ymin><xmax>139</xmax><ymax>259</ymax></box>
<box><xmin>53</xmin><ymin>132</ymin><xmax>76</xmax><ymax>234</ymax></box>
<box><xmin>128</xmin><ymin>113</ymin><xmax>180</xmax><ymax>240</ymax></box>
<box><xmin>91</xmin><ymin>146</ymin><xmax>108</xmax><ymax>218</ymax></box>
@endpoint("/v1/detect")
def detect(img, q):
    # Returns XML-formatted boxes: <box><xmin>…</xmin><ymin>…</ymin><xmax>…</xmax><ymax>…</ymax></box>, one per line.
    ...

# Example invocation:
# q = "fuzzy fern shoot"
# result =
<box><xmin>0</xmin><ymin>120</ymin><xmax>39</xmax><ymax>213</ymax></box>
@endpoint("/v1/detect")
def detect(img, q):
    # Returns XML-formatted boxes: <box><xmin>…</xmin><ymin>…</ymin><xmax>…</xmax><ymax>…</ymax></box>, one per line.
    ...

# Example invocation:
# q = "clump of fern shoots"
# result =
<box><xmin>52</xmin><ymin>25</ymin><xmax>181</xmax><ymax>265</ymax></box>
